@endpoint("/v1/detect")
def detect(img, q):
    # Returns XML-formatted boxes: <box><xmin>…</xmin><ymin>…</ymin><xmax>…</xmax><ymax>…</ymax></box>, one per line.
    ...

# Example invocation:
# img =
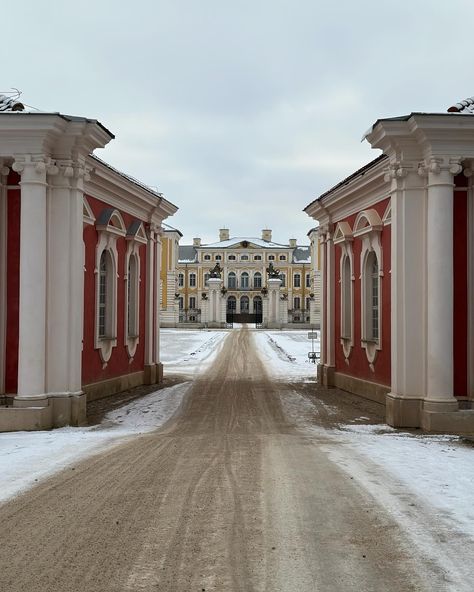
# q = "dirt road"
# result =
<box><xmin>0</xmin><ymin>327</ymin><xmax>431</xmax><ymax>591</ymax></box>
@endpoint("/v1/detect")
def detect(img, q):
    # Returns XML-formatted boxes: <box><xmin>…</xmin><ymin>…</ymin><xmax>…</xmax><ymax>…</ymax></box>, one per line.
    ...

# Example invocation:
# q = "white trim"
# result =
<box><xmin>94</xmin><ymin>233</ymin><xmax>119</xmax><ymax>364</ymax></box>
<box><xmin>83</xmin><ymin>196</ymin><xmax>95</xmax><ymax>226</ymax></box>
<box><xmin>359</xmin><ymin>229</ymin><xmax>383</xmax><ymax>368</ymax></box>
<box><xmin>124</xmin><ymin>245</ymin><xmax>141</xmax><ymax>359</ymax></box>
<box><xmin>382</xmin><ymin>200</ymin><xmax>392</xmax><ymax>226</ymax></box>
<box><xmin>339</xmin><ymin>243</ymin><xmax>354</xmax><ymax>362</ymax></box>
<box><xmin>0</xmin><ymin>171</ymin><xmax>7</xmax><ymax>394</ymax></box>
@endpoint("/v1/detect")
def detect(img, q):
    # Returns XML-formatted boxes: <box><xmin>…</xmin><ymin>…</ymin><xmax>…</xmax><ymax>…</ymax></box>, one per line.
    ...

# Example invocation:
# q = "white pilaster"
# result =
<box><xmin>144</xmin><ymin>227</ymin><xmax>155</xmax><ymax>368</ymax></box>
<box><xmin>319</xmin><ymin>234</ymin><xmax>326</xmax><ymax>366</ymax></box>
<box><xmin>13</xmin><ymin>155</ymin><xmax>48</xmax><ymax>398</ymax></box>
<box><xmin>424</xmin><ymin>160</ymin><xmax>459</xmax><ymax>412</ymax></box>
<box><xmin>0</xmin><ymin>165</ymin><xmax>8</xmax><ymax>394</ymax></box>
<box><xmin>325</xmin><ymin>230</ymin><xmax>335</xmax><ymax>368</ymax></box>
<box><xmin>45</xmin><ymin>160</ymin><xmax>84</xmax><ymax>396</ymax></box>
<box><xmin>154</xmin><ymin>232</ymin><xmax>162</xmax><ymax>367</ymax></box>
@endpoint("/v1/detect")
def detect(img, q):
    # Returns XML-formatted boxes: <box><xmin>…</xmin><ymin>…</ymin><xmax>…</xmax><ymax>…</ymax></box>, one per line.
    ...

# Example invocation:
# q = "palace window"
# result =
<box><xmin>228</xmin><ymin>272</ymin><xmax>237</xmax><ymax>288</ymax></box>
<box><xmin>227</xmin><ymin>295</ymin><xmax>237</xmax><ymax>311</ymax></box>
<box><xmin>204</xmin><ymin>254</ymin><xmax>211</xmax><ymax>260</ymax></box>
<box><xmin>179</xmin><ymin>296</ymin><xmax>184</xmax><ymax>310</ymax></box>
<box><xmin>228</xmin><ymin>255</ymin><xmax>236</xmax><ymax>261</ymax></box>
<box><xmin>294</xmin><ymin>296</ymin><xmax>301</xmax><ymax>310</ymax></box>
<box><xmin>241</xmin><ymin>254</ymin><xmax>249</xmax><ymax>261</ymax></box>
<box><xmin>127</xmin><ymin>254</ymin><xmax>139</xmax><ymax>338</ymax></box>
<box><xmin>240</xmin><ymin>295</ymin><xmax>249</xmax><ymax>312</ymax></box>
<box><xmin>268</xmin><ymin>255</ymin><xmax>275</xmax><ymax>261</ymax></box>
<box><xmin>204</xmin><ymin>273</ymin><xmax>210</xmax><ymax>286</ymax></box>
<box><xmin>254</xmin><ymin>255</ymin><xmax>262</xmax><ymax>261</ymax></box>
<box><xmin>178</xmin><ymin>273</ymin><xmax>184</xmax><ymax>287</ymax></box>
<box><xmin>306</xmin><ymin>273</ymin><xmax>311</xmax><ymax>288</ymax></box>
<box><xmin>279</xmin><ymin>273</ymin><xmax>286</xmax><ymax>287</ymax></box>
<box><xmin>341</xmin><ymin>255</ymin><xmax>352</xmax><ymax>340</ymax></box>
<box><xmin>279</xmin><ymin>255</ymin><xmax>286</xmax><ymax>261</ymax></box>
<box><xmin>98</xmin><ymin>250</ymin><xmax>112</xmax><ymax>338</ymax></box>
<box><xmin>294</xmin><ymin>273</ymin><xmax>301</xmax><ymax>288</ymax></box>
<box><xmin>189</xmin><ymin>296</ymin><xmax>196</xmax><ymax>309</ymax></box>
<box><xmin>365</xmin><ymin>252</ymin><xmax>379</xmax><ymax>341</ymax></box>
<box><xmin>215</xmin><ymin>254</ymin><xmax>222</xmax><ymax>260</ymax></box>
<box><xmin>253</xmin><ymin>272</ymin><xmax>262</xmax><ymax>288</ymax></box>
<box><xmin>189</xmin><ymin>273</ymin><xmax>196</xmax><ymax>287</ymax></box>
<box><xmin>241</xmin><ymin>272</ymin><xmax>249</xmax><ymax>289</ymax></box>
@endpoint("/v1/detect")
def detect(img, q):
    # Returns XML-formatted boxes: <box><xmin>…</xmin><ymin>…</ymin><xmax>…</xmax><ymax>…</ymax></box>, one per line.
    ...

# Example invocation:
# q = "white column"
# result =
<box><xmin>325</xmin><ymin>230</ymin><xmax>335</xmax><ymax>368</ymax></box>
<box><xmin>154</xmin><ymin>232</ymin><xmax>162</xmax><ymax>367</ymax></box>
<box><xmin>319</xmin><ymin>235</ymin><xmax>326</xmax><ymax>366</ymax></box>
<box><xmin>144</xmin><ymin>227</ymin><xmax>155</xmax><ymax>369</ymax></box>
<box><xmin>424</xmin><ymin>161</ymin><xmax>459</xmax><ymax>411</ymax></box>
<box><xmin>13</xmin><ymin>155</ymin><xmax>48</xmax><ymax>398</ymax></box>
<box><xmin>45</xmin><ymin>160</ymin><xmax>84</xmax><ymax>396</ymax></box>
<box><xmin>0</xmin><ymin>164</ymin><xmax>8</xmax><ymax>394</ymax></box>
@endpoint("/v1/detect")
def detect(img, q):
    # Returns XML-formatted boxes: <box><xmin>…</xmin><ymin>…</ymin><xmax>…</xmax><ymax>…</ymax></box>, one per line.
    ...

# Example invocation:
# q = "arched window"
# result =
<box><xmin>227</xmin><ymin>295</ymin><xmax>237</xmax><ymax>311</ymax></box>
<box><xmin>127</xmin><ymin>254</ymin><xmax>139</xmax><ymax>338</ymax></box>
<box><xmin>178</xmin><ymin>273</ymin><xmax>184</xmax><ymax>287</ymax></box>
<box><xmin>189</xmin><ymin>273</ymin><xmax>196</xmax><ymax>287</ymax></box>
<box><xmin>228</xmin><ymin>272</ymin><xmax>237</xmax><ymax>288</ymax></box>
<box><xmin>98</xmin><ymin>251</ymin><xmax>109</xmax><ymax>338</ymax></box>
<box><xmin>253</xmin><ymin>272</ymin><xmax>262</xmax><ymax>288</ymax></box>
<box><xmin>240</xmin><ymin>295</ymin><xmax>249</xmax><ymax>312</ymax></box>
<box><xmin>253</xmin><ymin>296</ymin><xmax>262</xmax><ymax>313</ymax></box>
<box><xmin>204</xmin><ymin>254</ymin><xmax>211</xmax><ymax>261</ymax></box>
<box><xmin>366</xmin><ymin>252</ymin><xmax>379</xmax><ymax>341</ymax></box>
<box><xmin>215</xmin><ymin>254</ymin><xmax>222</xmax><ymax>260</ymax></box>
<box><xmin>294</xmin><ymin>273</ymin><xmax>301</xmax><ymax>288</ymax></box>
<box><xmin>241</xmin><ymin>255</ymin><xmax>249</xmax><ymax>261</ymax></box>
<box><xmin>279</xmin><ymin>273</ymin><xmax>286</xmax><ymax>287</ymax></box>
<box><xmin>341</xmin><ymin>255</ymin><xmax>352</xmax><ymax>340</ymax></box>
<box><xmin>241</xmin><ymin>272</ymin><xmax>249</xmax><ymax>289</ymax></box>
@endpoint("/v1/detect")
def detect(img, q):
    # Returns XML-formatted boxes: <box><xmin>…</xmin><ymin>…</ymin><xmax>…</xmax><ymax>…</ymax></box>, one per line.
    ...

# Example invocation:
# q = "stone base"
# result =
<box><xmin>385</xmin><ymin>394</ymin><xmax>422</xmax><ymax>427</ymax></box>
<box><xmin>265</xmin><ymin>322</ymin><xmax>282</xmax><ymax>329</ymax></box>
<box><xmin>0</xmin><ymin>392</ymin><xmax>87</xmax><ymax>432</ymax></box>
<box><xmin>421</xmin><ymin>409</ymin><xmax>474</xmax><ymax>435</ymax></box>
<box><xmin>319</xmin><ymin>365</ymin><xmax>335</xmax><ymax>387</ymax></box>
<box><xmin>207</xmin><ymin>321</ymin><xmax>226</xmax><ymax>328</ymax></box>
<box><xmin>83</xmin><ymin>371</ymin><xmax>145</xmax><ymax>402</ymax></box>
<box><xmin>334</xmin><ymin>372</ymin><xmax>389</xmax><ymax>404</ymax></box>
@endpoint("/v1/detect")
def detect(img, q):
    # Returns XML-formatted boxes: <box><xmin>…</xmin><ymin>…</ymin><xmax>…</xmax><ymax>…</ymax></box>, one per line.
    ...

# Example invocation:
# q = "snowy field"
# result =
<box><xmin>252</xmin><ymin>329</ymin><xmax>319</xmax><ymax>381</ymax></box>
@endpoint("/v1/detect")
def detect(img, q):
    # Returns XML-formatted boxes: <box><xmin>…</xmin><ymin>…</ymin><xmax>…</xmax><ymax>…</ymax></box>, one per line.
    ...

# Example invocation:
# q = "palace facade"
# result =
<box><xmin>162</xmin><ymin>228</ymin><xmax>320</xmax><ymax>328</ymax></box>
<box><xmin>305</xmin><ymin>97</ymin><xmax>474</xmax><ymax>434</ymax></box>
<box><xmin>0</xmin><ymin>96</ymin><xmax>177</xmax><ymax>431</ymax></box>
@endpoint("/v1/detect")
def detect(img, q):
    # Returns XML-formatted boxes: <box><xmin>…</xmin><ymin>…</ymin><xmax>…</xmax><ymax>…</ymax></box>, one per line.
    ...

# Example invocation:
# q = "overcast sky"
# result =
<box><xmin>4</xmin><ymin>0</ymin><xmax>474</xmax><ymax>245</ymax></box>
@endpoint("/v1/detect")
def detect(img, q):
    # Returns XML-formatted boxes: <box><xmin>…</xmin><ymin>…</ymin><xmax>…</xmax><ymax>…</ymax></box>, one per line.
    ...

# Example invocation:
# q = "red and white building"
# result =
<box><xmin>0</xmin><ymin>96</ymin><xmax>177</xmax><ymax>431</ymax></box>
<box><xmin>305</xmin><ymin>98</ymin><xmax>474</xmax><ymax>433</ymax></box>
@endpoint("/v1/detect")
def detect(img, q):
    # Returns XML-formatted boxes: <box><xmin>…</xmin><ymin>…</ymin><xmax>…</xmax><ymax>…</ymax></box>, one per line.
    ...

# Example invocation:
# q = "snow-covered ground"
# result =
<box><xmin>252</xmin><ymin>329</ymin><xmax>319</xmax><ymax>381</ymax></box>
<box><xmin>160</xmin><ymin>328</ymin><xmax>229</xmax><ymax>376</ymax></box>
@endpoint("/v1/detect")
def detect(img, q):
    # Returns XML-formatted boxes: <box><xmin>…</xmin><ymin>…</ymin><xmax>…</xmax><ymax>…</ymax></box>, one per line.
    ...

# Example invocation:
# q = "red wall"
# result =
<box><xmin>333</xmin><ymin>199</ymin><xmax>391</xmax><ymax>387</ymax></box>
<box><xmin>453</xmin><ymin>176</ymin><xmax>468</xmax><ymax>397</ymax></box>
<box><xmin>5</xmin><ymin>172</ymin><xmax>20</xmax><ymax>393</ymax></box>
<box><xmin>81</xmin><ymin>195</ymin><xmax>147</xmax><ymax>386</ymax></box>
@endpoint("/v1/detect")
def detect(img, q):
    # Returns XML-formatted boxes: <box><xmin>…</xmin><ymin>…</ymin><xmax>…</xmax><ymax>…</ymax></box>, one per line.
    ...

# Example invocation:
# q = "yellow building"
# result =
<box><xmin>174</xmin><ymin>228</ymin><xmax>320</xmax><ymax>327</ymax></box>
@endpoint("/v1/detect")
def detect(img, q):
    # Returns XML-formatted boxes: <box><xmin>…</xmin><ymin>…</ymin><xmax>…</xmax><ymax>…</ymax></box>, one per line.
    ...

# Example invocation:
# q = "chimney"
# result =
<box><xmin>262</xmin><ymin>229</ymin><xmax>272</xmax><ymax>242</ymax></box>
<box><xmin>289</xmin><ymin>238</ymin><xmax>297</xmax><ymax>248</ymax></box>
<box><xmin>193</xmin><ymin>237</ymin><xmax>201</xmax><ymax>247</ymax></box>
<box><xmin>219</xmin><ymin>228</ymin><xmax>230</xmax><ymax>241</ymax></box>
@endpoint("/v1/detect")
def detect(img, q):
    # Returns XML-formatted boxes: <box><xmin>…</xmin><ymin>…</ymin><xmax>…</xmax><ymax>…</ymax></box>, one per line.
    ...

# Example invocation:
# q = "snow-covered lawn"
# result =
<box><xmin>160</xmin><ymin>328</ymin><xmax>229</xmax><ymax>376</ymax></box>
<box><xmin>252</xmin><ymin>329</ymin><xmax>319</xmax><ymax>381</ymax></box>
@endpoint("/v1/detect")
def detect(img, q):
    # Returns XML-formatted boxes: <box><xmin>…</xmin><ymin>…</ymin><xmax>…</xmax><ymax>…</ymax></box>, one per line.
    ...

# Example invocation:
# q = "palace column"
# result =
<box><xmin>423</xmin><ymin>159</ymin><xmax>460</xmax><ymax>419</ymax></box>
<box><xmin>267</xmin><ymin>277</ymin><xmax>282</xmax><ymax>328</ymax></box>
<box><xmin>154</xmin><ymin>229</ymin><xmax>163</xmax><ymax>382</ymax></box>
<box><xmin>207</xmin><ymin>277</ymin><xmax>223</xmax><ymax>327</ymax></box>
<box><xmin>144</xmin><ymin>225</ymin><xmax>157</xmax><ymax>384</ymax></box>
<box><xmin>323</xmin><ymin>227</ymin><xmax>335</xmax><ymax>385</ymax></box>
<box><xmin>12</xmin><ymin>155</ymin><xmax>48</xmax><ymax>400</ymax></box>
<box><xmin>0</xmin><ymin>164</ymin><xmax>8</xmax><ymax>395</ymax></box>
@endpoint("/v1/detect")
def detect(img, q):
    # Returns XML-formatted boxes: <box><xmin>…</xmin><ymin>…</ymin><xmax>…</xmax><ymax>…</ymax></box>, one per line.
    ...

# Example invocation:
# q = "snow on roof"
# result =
<box><xmin>178</xmin><ymin>245</ymin><xmax>197</xmax><ymax>263</ymax></box>
<box><xmin>0</xmin><ymin>91</ymin><xmax>26</xmax><ymax>112</ymax></box>
<box><xmin>448</xmin><ymin>96</ymin><xmax>474</xmax><ymax>114</ymax></box>
<box><xmin>203</xmin><ymin>237</ymin><xmax>288</xmax><ymax>249</ymax></box>
<box><xmin>162</xmin><ymin>222</ymin><xmax>183</xmax><ymax>237</ymax></box>
<box><xmin>292</xmin><ymin>247</ymin><xmax>311</xmax><ymax>263</ymax></box>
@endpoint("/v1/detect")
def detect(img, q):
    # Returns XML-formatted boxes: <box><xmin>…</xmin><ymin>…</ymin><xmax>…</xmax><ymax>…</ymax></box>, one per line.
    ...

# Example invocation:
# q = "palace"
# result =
<box><xmin>0</xmin><ymin>95</ymin><xmax>177</xmax><ymax>431</ymax></box>
<box><xmin>160</xmin><ymin>228</ymin><xmax>321</xmax><ymax>328</ymax></box>
<box><xmin>305</xmin><ymin>97</ymin><xmax>474</xmax><ymax>433</ymax></box>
